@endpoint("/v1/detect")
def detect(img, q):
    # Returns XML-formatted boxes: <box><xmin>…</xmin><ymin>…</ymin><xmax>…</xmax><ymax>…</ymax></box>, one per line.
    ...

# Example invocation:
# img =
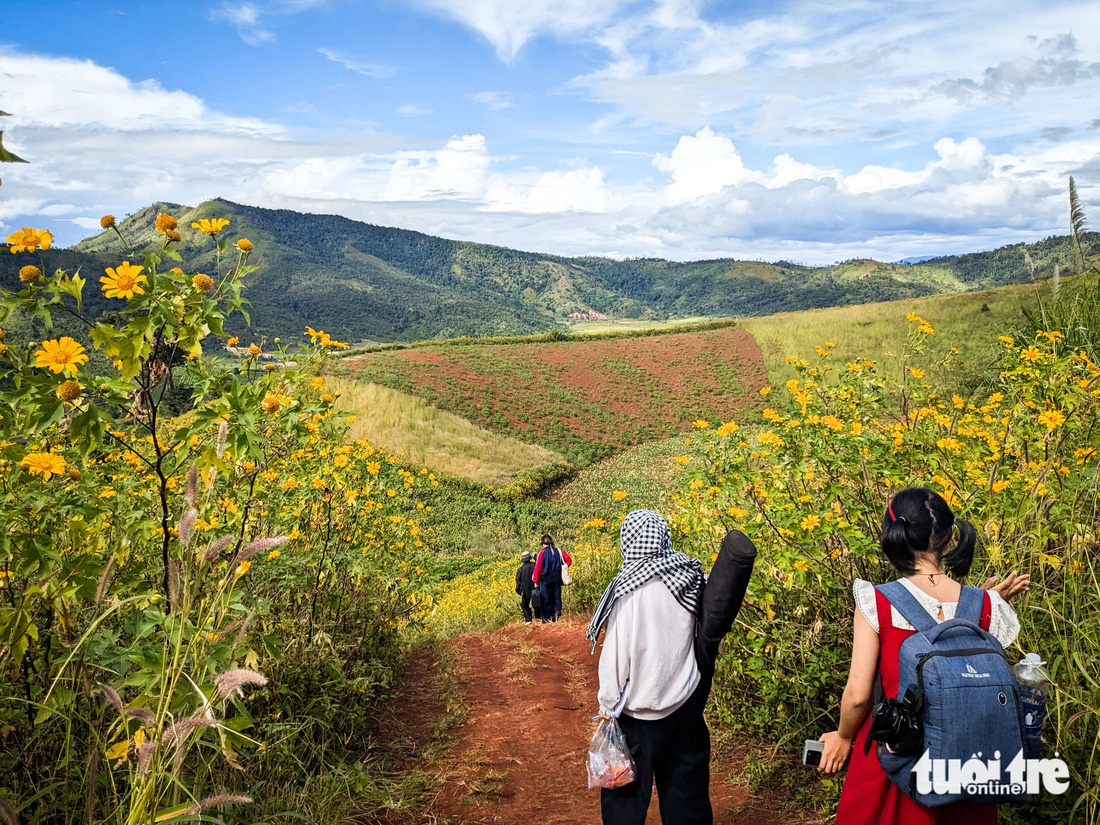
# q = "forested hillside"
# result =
<box><xmin>2</xmin><ymin>198</ymin><xmax>1095</xmax><ymax>344</ymax></box>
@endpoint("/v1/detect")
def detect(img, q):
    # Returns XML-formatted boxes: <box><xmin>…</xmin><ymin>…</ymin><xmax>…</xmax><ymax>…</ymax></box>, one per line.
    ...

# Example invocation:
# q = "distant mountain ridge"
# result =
<box><xmin>3</xmin><ymin>198</ymin><xmax>1096</xmax><ymax>344</ymax></box>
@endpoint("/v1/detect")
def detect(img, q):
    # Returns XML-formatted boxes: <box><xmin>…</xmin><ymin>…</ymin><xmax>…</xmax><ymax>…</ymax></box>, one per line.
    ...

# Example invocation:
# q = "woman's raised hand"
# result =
<box><xmin>982</xmin><ymin>571</ymin><xmax>1030</xmax><ymax>602</ymax></box>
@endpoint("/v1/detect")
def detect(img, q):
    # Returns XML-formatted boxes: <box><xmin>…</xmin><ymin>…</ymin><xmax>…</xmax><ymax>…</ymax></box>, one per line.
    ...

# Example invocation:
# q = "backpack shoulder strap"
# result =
<box><xmin>876</xmin><ymin>581</ymin><xmax>937</xmax><ymax>632</ymax></box>
<box><xmin>956</xmin><ymin>585</ymin><xmax>986</xmax><ymax>625</ymax></box>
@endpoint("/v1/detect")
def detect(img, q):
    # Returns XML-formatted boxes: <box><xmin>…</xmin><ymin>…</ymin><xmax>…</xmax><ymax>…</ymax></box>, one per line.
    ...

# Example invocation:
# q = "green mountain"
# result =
<box><xmin>2</xmin><ymin>198</ymin><xmax>1096</xmax><ymax>345</ymax></box>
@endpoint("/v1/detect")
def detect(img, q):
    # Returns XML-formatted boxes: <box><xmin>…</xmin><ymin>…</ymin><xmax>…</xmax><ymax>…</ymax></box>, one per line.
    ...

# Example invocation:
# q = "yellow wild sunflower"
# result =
<box><xmin>57</xmin><ymin>380</ymin><xmax>83</xmax><ymax>403</ymax></box>
<box><xmin>100</xmin><ymin>261</ymin><xmax>147</xmax><ymax>300</ymax></box>
<box><xmin>100</xmin><ymin>215</ymin><xmax>116</xmax><ymax>229</ymax></box>
<box><xmin>19</xmin><ymin>452</ymin><xmax>66</xmax><ymax>481</ymax></box>
<box><xmin>35</xmin><ymin>337</ymin><xmax>89</xmax><ymax>377</ymax></box>
<box><xmin>192</xmin><ymin>273</ymin><xmax>214</xmax><ymax>292</ymax></box>
<box><xmin>7</xmin><ymin>227</ymin><xmax>54</xmax><ymax>254</ymax></box>
<box><xmin>154</xmin><ymin>213</ymin><xmax>177</xmax><ymax>234</ymax></box>
<box><xmin>236</xmin><ymin>238</ymin><xmax>253</xmax><ymax>252</ymax></box>
<box><xmin>19</xmin><ymin>265</ymin><xmax>42</xmax><ymax>283</ymax></box>
<box><xmin>192</xmin><ymin>218</ymin><xmax>230</xmax><ymax>235</ymax></box>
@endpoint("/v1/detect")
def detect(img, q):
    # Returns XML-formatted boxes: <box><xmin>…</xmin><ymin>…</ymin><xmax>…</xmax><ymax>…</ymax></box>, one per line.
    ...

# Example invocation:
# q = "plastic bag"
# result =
<box><xmin>586</xmin><ymin>716</ymin><xmax>636</xmax><ymax>789</ymax></box>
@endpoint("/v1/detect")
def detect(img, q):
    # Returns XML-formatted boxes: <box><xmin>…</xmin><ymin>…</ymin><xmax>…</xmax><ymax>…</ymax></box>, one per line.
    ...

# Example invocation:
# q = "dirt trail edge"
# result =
<box><xmin>426</xmin><ymin>618</ymin><xmax>800</xmax><ymax>825</ymax></box>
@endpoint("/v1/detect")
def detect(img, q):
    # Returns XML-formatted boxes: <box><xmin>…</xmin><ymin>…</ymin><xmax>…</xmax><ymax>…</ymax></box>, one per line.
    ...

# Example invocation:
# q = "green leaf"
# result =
<box><xmin>163</xmin><ymin>247</ymin><xmax>182</xmax><ymax>262</ymax></box>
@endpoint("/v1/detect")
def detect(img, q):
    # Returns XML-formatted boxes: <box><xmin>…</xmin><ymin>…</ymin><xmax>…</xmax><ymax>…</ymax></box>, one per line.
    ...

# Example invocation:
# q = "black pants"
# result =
<box><xmin>600</xmin><ymin>680</ymin><xmax>712</xmax><ymax>825</ymax></box>
<box><xmin>520</xmin><ymin>592</ymin><xmax>534</xmax><ymax>622</ymax></box>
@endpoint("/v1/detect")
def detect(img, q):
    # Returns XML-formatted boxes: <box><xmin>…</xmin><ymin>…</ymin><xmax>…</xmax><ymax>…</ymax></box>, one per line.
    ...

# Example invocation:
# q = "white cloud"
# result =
<box><xmin>4</xmin><ymin>47</ymin><xmax>1099</xmax><ymax>268</ymax></box>
<box><xmin>409</xmin><ymin>0</ymin><xmax>630</xmax><ymax>60</ymax></box>
<box><xmin>317</xmin><ymin>48</ymin><xmax>397</xmax><ymax>78</ymax></box>
<box><xmin>468</xmin><ymin>91</ymin><xmax>513</xmax><ymax>110</ymax></box>
<box><xmin>397</xmin><ymin>104</ymin><xmax>432</xmax><ymax>117</ymax></box>
<box><xmin>653</xmin><ymin>127</ymin><xmax>762</xmax><ymax>202</ymax></box>
<box><xmin>212</xmin><ymin>0</ymin><xmax>328</xmax><ymax>45</ymax></box>
<box><xmin>384</xmin><ymin>135</ymin><xmax>493</xmax><ymax>201</ymax></box>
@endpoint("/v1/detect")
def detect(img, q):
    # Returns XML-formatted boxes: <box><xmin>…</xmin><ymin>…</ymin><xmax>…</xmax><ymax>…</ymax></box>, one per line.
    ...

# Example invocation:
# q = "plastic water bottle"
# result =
<box><xmin>1013</xmin><ymin>653</ymin><xmax>1049</xmax><ymax>760</ymax></box>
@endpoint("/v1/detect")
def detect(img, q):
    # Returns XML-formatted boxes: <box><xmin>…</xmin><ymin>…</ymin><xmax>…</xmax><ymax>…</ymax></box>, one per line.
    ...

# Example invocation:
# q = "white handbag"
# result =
<box><xmin>559</xmin><ymin>548</ymin><xmax>573</xmax><ymax>586</ymax></box>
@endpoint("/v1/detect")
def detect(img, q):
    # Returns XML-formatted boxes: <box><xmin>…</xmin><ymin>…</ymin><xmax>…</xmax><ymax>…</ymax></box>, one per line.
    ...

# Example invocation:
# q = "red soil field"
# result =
<box><xmin>341</xmin><ymin>327</ymin><xmax>767</xmax><ymax>460</ymax></box>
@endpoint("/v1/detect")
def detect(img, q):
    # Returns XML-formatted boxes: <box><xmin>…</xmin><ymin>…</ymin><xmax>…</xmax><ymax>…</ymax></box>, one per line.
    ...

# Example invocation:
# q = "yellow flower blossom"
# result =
<box><xmin>1037</xmin><ymin>409</ymin><xmax>1066</xmax><ymax>429</ymax></box>
<box><xmin>154</xmin><ymin>213</ymin><xmax>178</xmax><ymax>234</ymax></box>
<box><xmin>192</xmin><ymin>217</ymin><xmax>230</xmax><ymax>235</ymax></box>
<box><xmin>35</xmin><ymin>337</ymin><xmax>89</xmax><ymax>376</ymax></box>
<box><xmin>100</xmin><ymin>261</ymin><xmax>147</xmax><ymax>300</ymax></box>
<box><xmin>800</xmin><ymin>514</ymin><xmax>821</xmax><ymax>531</ymax></box>
<box><xmin>612</xmin><ymin>490</ymin><xmax>628</xmax><ymax>501</ymax></box>
<box><xmin>19</xmin><ymin>452</ymin><xmax>66</xmax><ymax>481</ymax></box>
<box><xmin>7</xmin><ymin>227</ymin><xmax>53</xmax><ymax>253</ymax></box>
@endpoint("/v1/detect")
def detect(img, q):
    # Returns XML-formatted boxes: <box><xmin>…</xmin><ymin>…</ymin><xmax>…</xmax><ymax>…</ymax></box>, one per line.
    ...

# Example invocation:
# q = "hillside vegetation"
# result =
<box><xmin>742</xmin><ymin>279</ymin><xmax>1055</xmax><ymax>389</ymax></box>
<box><xmin>4</xmin><ymin>198</ymin><xmax>1095</xmax><ymax>346</ymax></box>
<box><xmin>334</xmin><ymin>323</ymin><xmax>768</xmax><ymax>463</ymax></box>
<box><xmin>327</xmin><ymin>376</ymin><xmax>563</xmax><ymax>487</ymax></box>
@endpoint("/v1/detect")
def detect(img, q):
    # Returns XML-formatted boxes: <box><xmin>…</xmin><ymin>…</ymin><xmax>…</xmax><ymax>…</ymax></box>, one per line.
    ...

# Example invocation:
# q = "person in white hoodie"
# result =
<box><xmin>585</xmin><ymin>509</ymin><xmax>711</xmax><ymax>825</ymax></box>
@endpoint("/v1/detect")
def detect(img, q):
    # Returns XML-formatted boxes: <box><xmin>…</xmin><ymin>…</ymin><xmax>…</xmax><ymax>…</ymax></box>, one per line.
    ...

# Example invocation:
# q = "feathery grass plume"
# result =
<box><xmin>136</xmin><ymin>741</ymin><xmax>157</xmax><ymax>777</ymax></box>
<box><xmin>236</xmin><ymin>535</ymin><xmax>288</xmax><ymax>563</ymax></box>
<box><xmin>97</xmin><ymin>684</ymin><xmax>125</xmax><ymax>719</ymax></box>
<box><xmin>1023</xmin><ymin>249</ymin><xmax>1035</xmax><ymax>281</ymax></box>
<box><xmin>126</xmin><ymin>707</ymin><xmax>156</xmax><ymax>726</ymax></box>
<box><xmin>95</xmin><ymin>555</ymin><xmax>116</xmax><ymax>604</ymax></box>
<box><xmin>1070</xmin><ymin>175</ymin><xmax>1088</xmax><ymax>274</ymax></box>
<box><xmin>165</xmin><ymin>715</ymin><xmax>217</xmax><ymax>746</ymax></box>
<box><xmin>0</xmin><ymin>796</ymin><xmax>17</xmax><ymax>825</ymax></box>
<box><xmin>186</xmin><ymin>463</ymin><xmax>199</xmax><ymax>507</ymax></box>
<box><xmin>216</xmin><ymin>420</ymin><xmax>228</xmax><ymax>459</ymax></box>
<box><xmin>213</xmin><ymin>668</ymin><xmax>268</xmax><ymax>700</ymax></box>
<box><xmin>186</xmin><ymin>794</ymin><xmax>252</xmax><ymax>814</ymax></box>
<box><xmin>167</xmin><ymin>560</ymin><xmax>180</xmax><ymax>613</ymax></box>
<box><xmin>178</xmin><ymin>507</ymin><xmax>198</xmax><ymax>548</ymax></box>
<box><xmin>203</xmin><ymin>534</ymin><xmax>234</xmax><ymax>563</ymax></box>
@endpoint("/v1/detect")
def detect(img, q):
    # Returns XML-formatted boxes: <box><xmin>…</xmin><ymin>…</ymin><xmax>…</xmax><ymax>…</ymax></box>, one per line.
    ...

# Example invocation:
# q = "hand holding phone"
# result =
<box><xmin>802</xmin><ymin>739</ymin><xmax>824</xmax><ymax>767</ymax></box>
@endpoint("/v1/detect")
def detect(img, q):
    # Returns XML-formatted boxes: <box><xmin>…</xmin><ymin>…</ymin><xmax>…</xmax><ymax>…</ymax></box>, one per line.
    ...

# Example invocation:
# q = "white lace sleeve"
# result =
<box><xmin>987</xmin><ymin>591</ymin><xmax>1020</xmax><ymax>648</ymax></box>
<box><xmin>853</xmin><ymin>579</ymin><xmax>879</xmax><ymax>633</ymax></box>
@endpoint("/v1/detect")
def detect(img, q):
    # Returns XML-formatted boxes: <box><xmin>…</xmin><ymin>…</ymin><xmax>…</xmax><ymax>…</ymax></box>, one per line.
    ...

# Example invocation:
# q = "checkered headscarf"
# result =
<box><xmin>585</xmin><ymin>509</ymin><xmax>705</xmax><ymax>653</ymax></box>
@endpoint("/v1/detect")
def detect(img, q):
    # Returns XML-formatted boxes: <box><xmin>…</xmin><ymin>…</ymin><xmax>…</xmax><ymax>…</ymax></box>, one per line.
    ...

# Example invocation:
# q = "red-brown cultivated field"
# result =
<box><xmin>338</xmin><ymin>326</ymin><xmax>767</xmax><ymax>462</ymax></box>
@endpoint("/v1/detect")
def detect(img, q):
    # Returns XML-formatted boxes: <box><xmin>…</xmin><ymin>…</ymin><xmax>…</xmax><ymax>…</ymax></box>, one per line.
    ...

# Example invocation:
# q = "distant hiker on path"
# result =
<box><xmin>533</xmin><ymin>534</ymin><xmax>572</xmax><ymax>622</ymax></box>
<box><xmin>515</xmin><ymin>550</ymin><xmax>537</xmax><ymax>625</ymax></box>
<box><xmin>586</xmin><ymin>509</ymin><xmax>756</xmax><ymax>825</ymax></box>
<box><xmin>819</xmin><ymin>487</ymin><xmax>1029</xmax><ymax>825</ymax></box>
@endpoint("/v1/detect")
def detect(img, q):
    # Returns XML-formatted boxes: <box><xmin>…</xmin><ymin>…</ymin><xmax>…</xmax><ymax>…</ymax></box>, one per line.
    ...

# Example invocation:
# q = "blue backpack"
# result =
<box><xmin>872</xmin><ymin>582</ymin><xmax>1028</xmax><ymax>806</ymax></box>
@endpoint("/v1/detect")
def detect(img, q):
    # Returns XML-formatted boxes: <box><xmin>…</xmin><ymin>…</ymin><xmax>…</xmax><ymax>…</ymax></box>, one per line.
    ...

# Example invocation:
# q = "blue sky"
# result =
<box><xmin>2</xmin><ymin>0</ymin><xmax>1099</xmax><ymax>263</ymax></box>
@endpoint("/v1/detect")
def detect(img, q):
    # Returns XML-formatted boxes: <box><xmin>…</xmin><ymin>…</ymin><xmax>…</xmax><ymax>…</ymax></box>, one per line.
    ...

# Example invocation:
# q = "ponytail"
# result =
<box><xmin>943</xmin><ymin>518</ymin><xmax>978</xmax><ymax>576</ymax></box>
<box><xmin>880</xmin><ymin>517</ymin><xmax>918</xmax><ymax>575</ymax></box>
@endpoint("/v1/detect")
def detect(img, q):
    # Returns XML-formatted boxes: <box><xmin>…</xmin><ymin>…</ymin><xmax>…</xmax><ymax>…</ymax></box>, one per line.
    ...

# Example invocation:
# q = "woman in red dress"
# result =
<box><xmin>819</xmin><ymin>487</ymin><xmax>1029</xmax><ymax>824</ymax></box>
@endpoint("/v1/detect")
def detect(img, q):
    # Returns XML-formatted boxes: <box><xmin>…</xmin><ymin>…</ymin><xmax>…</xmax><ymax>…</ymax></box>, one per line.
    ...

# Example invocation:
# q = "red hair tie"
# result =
<box><xmin>888</xmin><ymin>500</ymin><xmax>897</xmax><ymax>522</ymax></box>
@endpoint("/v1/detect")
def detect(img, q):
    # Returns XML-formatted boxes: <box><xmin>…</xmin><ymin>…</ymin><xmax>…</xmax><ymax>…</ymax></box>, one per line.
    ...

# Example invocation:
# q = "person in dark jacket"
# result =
<box><xmin>515</xmin><ymin>551</ymin><xmax>537</xmax><ymax>624</ymax></box>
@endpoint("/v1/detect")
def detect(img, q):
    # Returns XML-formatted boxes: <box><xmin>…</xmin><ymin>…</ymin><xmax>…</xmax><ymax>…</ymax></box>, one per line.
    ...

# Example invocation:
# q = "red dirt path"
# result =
<box><xmin>426</xmin><ymin>619</ymin><xmax>800</xmax><ymax>825</ymax></box>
